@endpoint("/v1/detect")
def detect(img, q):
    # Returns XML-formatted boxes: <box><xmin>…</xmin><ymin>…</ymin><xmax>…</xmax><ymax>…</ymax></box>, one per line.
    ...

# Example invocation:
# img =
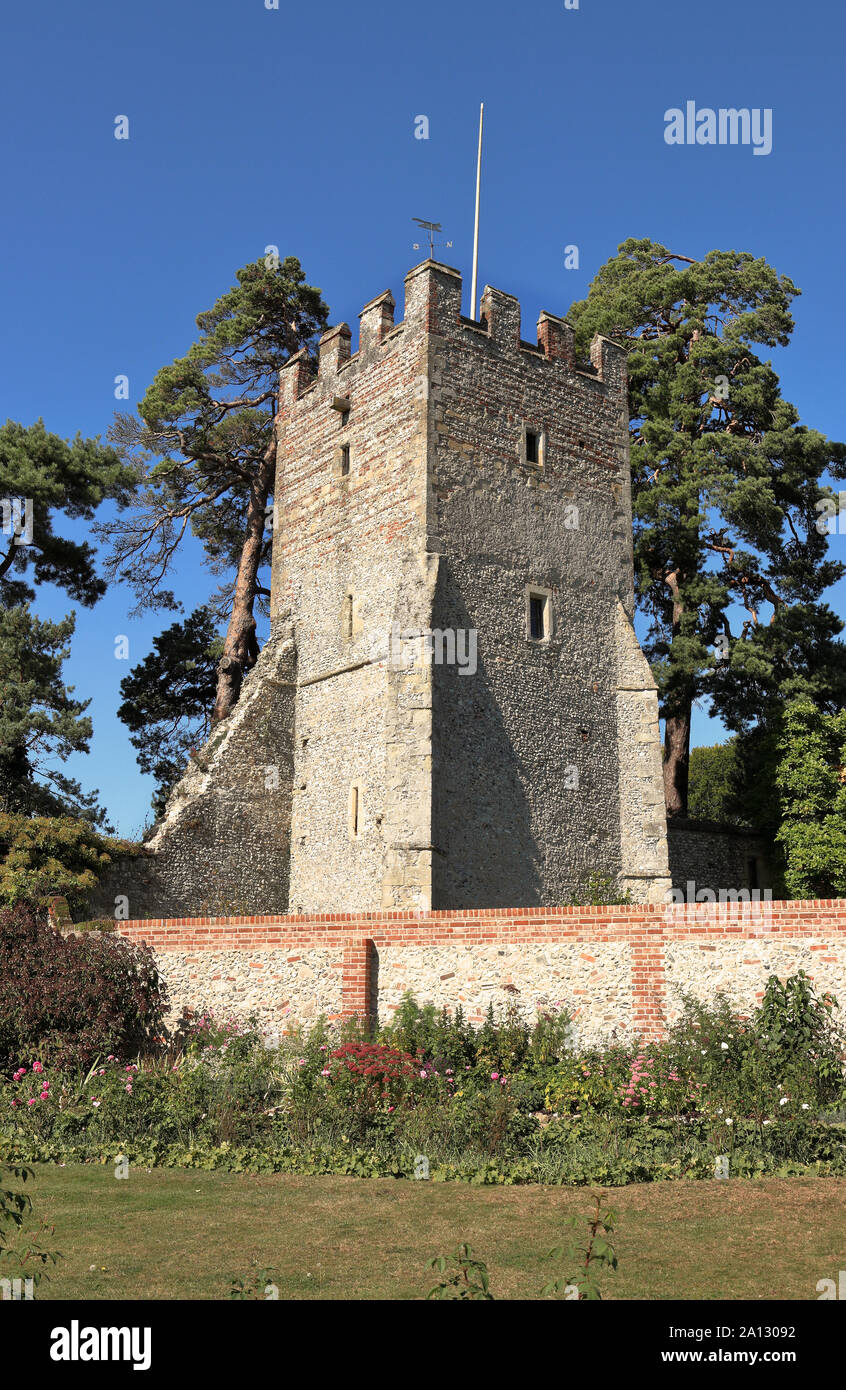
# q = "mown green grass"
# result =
<box><xmin>20</xmin><ymin>1165</ymin><xmax>846</xmax><ymax>1301</ymax></box>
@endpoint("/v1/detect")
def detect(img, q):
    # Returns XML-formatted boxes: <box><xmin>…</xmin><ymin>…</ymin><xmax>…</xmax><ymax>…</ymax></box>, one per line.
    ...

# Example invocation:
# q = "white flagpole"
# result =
<box><xmin>470</xmin><ymin>102</ymin><xmax>484</xmax><ymax>320</ymax></box>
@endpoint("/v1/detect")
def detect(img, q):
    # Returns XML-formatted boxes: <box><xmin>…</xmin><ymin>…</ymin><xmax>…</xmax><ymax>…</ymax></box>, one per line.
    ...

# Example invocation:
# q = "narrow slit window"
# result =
<box><xmin>528</xmin><ymin>591</ymin><xmax>550</xmax><ymax>641</ymax></box>
<box><xmin>342</xmin><ymin>593</ymin><xmax>354</xmax><ymax>639</ymax></box>
<box><xmin>340</xmin><ymin>444</ymin><xmax>350</xmax><ymax>477</ymax></box>
<box><xmin>349</xmin><ymin>784</ymin><xmax>361</xmax><ymax>839</ymax></box>
<box><xmin>525</xmin><ymin>429</ymin><xmax>540</xmax><ymax>465</ymax></box>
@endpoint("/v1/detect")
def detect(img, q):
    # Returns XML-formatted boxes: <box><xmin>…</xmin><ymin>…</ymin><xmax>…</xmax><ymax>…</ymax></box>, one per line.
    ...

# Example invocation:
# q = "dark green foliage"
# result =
<box><xmin>567</xmin><ymin>239</ymin><xmax>846</xmax><ymax>815</ymax></box>
<box><xmin>3</xmin><ymin>980</ymin><xmax>843</xmax><ymax>1186</ymax></box>
<box><xmin>0</xmin><ymin>1163</ymin><xmax>60</xmax><ymax>1295</ymax></box>
<box><xmin>0</xmin><ymin>605</ymin><xmax>108</xmax><ymax>824</ymax></box>
<box><xmin>116</xmin><ymin>608</ymin><xmax>222</xmax><ymax>815</ymax></box>
<box><xmin>775</xmin><ymin>697</ymin><xmax>846</xmax><ymax>897</ymax></box>
<box><xmin>427</xmin><ymin>1244</ymin><xmax>493</xmax><ymax>1299</ymax></box>
<box><xmin>0</xmin><ymin>419</ymin><xmax>135</xmax><ymax>608</ymax></box>
<box><xmin>543</xmin><ymin>1192</ymin><xmax>618</xmax><ymax>1299</ymax></box>
<box><xmin>687</xmin><ymin>741</ymin><xmax>741</xmax><ymax>823</ymax></box>
<box><xmin>0</xmin><ymin>421</ymin><xmax>134</xmax><ymax>824</ymax></box>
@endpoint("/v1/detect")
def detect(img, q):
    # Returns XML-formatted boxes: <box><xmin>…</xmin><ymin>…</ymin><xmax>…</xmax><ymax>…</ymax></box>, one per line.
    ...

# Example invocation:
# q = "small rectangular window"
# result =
<box><xmin>527</xmin><ymin>590</ymin><xmax>551</xmax><ymax>642</ymax></box>
<box><xmin>340</xmin><ymin>444</ymin><xmax>350</xmax><ymax>477</ymax></box>
<box><xmin>525</xmin><ymin>430</ymin><xmax>539</xmax><ymax>465</ymax></box>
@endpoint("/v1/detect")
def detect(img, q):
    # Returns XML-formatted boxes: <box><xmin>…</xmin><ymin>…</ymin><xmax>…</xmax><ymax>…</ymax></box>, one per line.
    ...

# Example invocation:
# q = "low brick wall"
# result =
<box><xmin>112</xmin><ymin>901</ymin><xmax>846</xmax><ymax>1046</ymax></box>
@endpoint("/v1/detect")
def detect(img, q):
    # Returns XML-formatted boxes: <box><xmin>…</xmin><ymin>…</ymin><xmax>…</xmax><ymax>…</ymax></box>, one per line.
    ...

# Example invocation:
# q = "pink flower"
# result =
<box><xmin>125</xmin><ymin>1084</ymin><xmax>133</xmax><ymax>1094</ymax></box>
<box><xmin>491</xmin><ymin>1072</ymin><xmax>499</xmax><ymax>1080</ymax></box>
<box><xmin>320</xmin><ymin>1068</ymin><xmax>331</xmax><ymax>1077</ymax></box>
<box><xmin>33</xmin><ymin>1061</ymin><xmax>43</xmax><ymax>1074</ymax></box>
<box><xmin>27</xmin><ymin>1098</ymin><xmax>37</xmax><ymax>1106</ymax></box>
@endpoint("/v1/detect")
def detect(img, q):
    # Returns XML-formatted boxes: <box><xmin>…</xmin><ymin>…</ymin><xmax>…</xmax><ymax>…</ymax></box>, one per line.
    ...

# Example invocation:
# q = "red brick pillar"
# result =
<box><xmin>341</xmin><ymin>938</ymin><xmax>377</xmax><ymax>1023</ymax></box>
<box><xmin>630</xmin><ymin>934</ymin><xmax>667</xmax><ymax>1040</ymax></box>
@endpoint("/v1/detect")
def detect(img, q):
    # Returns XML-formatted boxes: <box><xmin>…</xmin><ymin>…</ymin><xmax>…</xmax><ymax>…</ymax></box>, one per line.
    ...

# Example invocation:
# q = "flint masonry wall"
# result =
<box><xmin>667</xmin><ymin>819</ymin><xmax>775</xmax><ymax>896</ymax></box>
<box><xmin>271</xmin><ymin>275</ymin><xmax>435</xmax><ymax>912</ymax></box>
<box><xmin>111</xmin><ymin>901</ymin><xmax>846</xmax><ymax>1048</ymax></box>
<box><xmin>423</xmin><ymin>268</ymin><xmax>668</xmax><ymax>905</ymax></box>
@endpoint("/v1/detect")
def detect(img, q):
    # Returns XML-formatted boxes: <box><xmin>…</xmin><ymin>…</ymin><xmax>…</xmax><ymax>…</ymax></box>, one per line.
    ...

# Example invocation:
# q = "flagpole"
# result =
<box><xmin>470</xmin><ymin>102</ymin><xmax>484</xmax><ymax>320</ymax></box>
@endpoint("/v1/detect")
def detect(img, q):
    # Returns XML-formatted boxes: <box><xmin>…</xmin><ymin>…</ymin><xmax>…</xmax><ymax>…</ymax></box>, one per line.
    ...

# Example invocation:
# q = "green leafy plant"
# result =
<box><xmin>426</xmin><ymin>1243</ymin><xmax>494</xmax><ymax>1300</ymax></box>
<box><xmin>0</xmin><ymin>1163</ymin><xmax>60</xmax><ymax>1297</ymax></box>
<box><xmin>542</xmin><ymin>1191</ymin><xmax>618</xmax><ymax>1299</ymax></box>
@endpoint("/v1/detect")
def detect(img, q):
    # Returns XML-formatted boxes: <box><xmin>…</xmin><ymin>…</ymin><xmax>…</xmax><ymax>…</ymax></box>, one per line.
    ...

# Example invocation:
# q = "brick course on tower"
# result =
<box><xmin>89</xmin><ymin>259</ymin><xmax>674</xmax><ymax>919</ymax></box>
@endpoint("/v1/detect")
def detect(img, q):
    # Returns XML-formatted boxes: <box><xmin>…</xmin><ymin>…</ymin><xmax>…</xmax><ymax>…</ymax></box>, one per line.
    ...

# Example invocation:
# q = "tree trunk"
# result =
<box><xmin>211</xmin><ymin>442</ymin><xmax>275</xmax><ymax>727</ymax></box>
<box><xmin>663</xmin><ymin>710</ymin><xmax>691</xmax><ymax>818</ymax></box>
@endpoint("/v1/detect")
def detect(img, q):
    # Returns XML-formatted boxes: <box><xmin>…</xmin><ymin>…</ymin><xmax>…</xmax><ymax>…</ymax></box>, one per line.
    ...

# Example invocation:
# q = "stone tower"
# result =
<box><xmin>269</xmin><ymin>259</ymin><xmax>670</xmax><ymax>911</ymax></box>
<box><xmin>92</xmin><ymin>258</ymin><xmax>671</xmax><ymax>920</ymax></box>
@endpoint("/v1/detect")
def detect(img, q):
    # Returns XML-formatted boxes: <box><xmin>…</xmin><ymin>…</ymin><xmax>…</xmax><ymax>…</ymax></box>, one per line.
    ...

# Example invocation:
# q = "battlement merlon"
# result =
<box><xmin>276</xmin><ymin>260</ymin><xmax>628</xmax><ymax>407</ymax></box>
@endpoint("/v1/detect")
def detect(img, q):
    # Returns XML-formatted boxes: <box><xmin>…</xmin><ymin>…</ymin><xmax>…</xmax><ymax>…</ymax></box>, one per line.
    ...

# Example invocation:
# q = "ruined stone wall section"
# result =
<box><xmin>667</xmin><ymin>820</ymin><xmax>774</xmax><ymax>896</ymax></box>
<box><xmin>614</xmin><ymin>602</ymin><xmax>672</xmax><ymax>902</ymax></box>
<box><xmin>88</xmin><ymin>630</ymin><xmax>297</xmax><ymax>919</ymax></box>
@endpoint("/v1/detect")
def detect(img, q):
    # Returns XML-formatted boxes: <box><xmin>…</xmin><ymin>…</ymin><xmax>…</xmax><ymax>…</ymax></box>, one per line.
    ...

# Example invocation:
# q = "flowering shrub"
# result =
<box><xmin>322</xmin><ymin>1042</ymin><xmax>423</xmax><ymax>1120</ymax></box>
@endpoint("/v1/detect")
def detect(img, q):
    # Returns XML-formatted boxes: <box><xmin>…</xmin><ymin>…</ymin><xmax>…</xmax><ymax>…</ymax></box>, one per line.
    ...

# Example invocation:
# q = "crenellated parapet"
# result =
<box><xmin>277</xmin><ymin>259</ymin><xmax>626</xmax><ymax>412</ymax></box>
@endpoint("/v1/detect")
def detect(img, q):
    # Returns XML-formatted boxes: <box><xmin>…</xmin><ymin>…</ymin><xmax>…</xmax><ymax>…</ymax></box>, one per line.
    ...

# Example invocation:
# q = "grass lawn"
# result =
<box><xmin>20</xmin><ymin>1166</ymin><xmax>846</xmax><ymax>1301</ymax></box>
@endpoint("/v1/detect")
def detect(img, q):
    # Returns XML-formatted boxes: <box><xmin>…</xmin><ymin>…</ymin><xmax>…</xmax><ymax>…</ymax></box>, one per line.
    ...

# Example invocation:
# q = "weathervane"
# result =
<box><xmin>412</xmin><ymin>218</ymin><xmax>453</xmax><ymax>259</ymax></box>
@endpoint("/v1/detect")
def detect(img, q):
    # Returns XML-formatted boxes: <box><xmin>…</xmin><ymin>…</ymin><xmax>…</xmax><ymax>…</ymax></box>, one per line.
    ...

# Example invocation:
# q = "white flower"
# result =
<box><xmin>725</xmin><ymin>1118</ymin><xmax>733</xmax><ymax>1126</ymax></box>
<box><xmin>701</xmin><ymin>1049</ymin><xmax>707</xmax><ymax>1055</ymax></box>
<box><xmin>801</xmin><ymin>1103</ymin><xmax>810</xmax><ymax>1110</ymax></box>
<box><xmin>779</xmin><ymin>1097</ymin><xmax>789</xmax><ymax>1105</ymax></box>
<box><xmin>717</xmin><ymin>1108</ymin><xmax>723</xmax><ymax>1115</ymax></box>
<box><xmin>763</xmin><ymin>1119</ymin><xmax>772</xmax><ymax>1126</ymax></box>
<box><xmin>720</xmin><ymin>1042</ymin><xmax>729</xmax><ymax>1050</ymax></box>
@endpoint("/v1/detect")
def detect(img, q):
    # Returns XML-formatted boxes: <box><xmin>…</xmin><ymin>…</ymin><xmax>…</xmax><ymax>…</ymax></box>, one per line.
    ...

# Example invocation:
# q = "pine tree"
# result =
<box><xmin>567</xmin><ymin>238</ymin><xmax>846</xmax><ymax>816</ymax></box>
<box><xmin>0</xmin><ymin>419</ymin><xmax>134</xmax><ymax>821</ymax></box>
<box><xmin>100</xmin><ymin>255</ymin><xmax>329</xmax><ymax>726</ymax></box>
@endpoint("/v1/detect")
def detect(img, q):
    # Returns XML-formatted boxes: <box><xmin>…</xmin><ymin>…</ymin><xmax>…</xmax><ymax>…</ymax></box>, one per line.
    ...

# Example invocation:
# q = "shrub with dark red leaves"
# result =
<box><xmin>0</xmin><ymin>903</ymin><xmax>167</xmax><ymax>1069</ymax></box>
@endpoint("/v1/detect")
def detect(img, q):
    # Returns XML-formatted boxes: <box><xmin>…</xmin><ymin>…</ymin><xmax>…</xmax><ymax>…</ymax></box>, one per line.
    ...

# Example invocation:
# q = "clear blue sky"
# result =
<box><xmin>2</xmin><ymin>0</ymin><xmax>845</xmax><ymax>835</ymax></box>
